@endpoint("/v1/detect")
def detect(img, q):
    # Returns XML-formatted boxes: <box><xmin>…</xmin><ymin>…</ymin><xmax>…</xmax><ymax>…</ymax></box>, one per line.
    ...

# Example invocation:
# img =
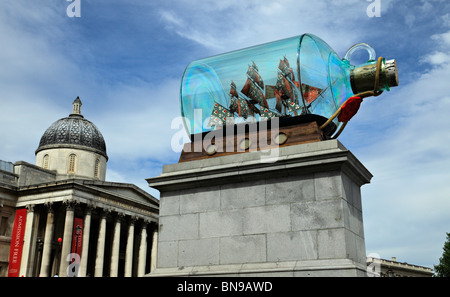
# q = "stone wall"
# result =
<box><xmin>149</xmin><ymin>140</ymin><xmax>372</xmax><ymax>277</ymax></box>
<box><xmin>14</xmin><ymin>162</ymin><xmax>57</xmax><ymax>187</ymax></box>
<box><xmin>36</xmin><ymin>147</ymin><xmax>107</xmax><ymax>181</ymax></box>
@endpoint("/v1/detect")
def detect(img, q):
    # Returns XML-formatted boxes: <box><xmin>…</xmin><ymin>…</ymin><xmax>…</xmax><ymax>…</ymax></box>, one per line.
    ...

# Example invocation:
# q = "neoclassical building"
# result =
<box><xmin>0</xmin><ymin>98</ymin><xmax>159</xmax><ymax>277</ymax></box>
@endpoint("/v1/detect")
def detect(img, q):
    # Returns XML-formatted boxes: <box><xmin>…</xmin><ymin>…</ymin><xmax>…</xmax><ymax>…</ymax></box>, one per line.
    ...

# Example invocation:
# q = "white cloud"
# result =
<box><xmin>94</xmin><ymin>78</ymin><xmax>182</xmax><ymax>162</ymax></box>
<box><xmin>0</xmin><ymin>2</ymin><xmax>87</xmax><ymax>163</ymax></box>
<box><xmin>431</xmin><ymin>30</ymin><xmax>450</xmax><ymax>47</ymax></box>
<box><xmin>422</xmin><ymin>51</ymin><xmax>450</xmax><ymax>65</ymax></box>
<box><xmin>404</xmin><ymin>13</ymin><xmax>416</xmax><ymax>27</ymax></box>
<box><xmin>0</xmin><ymin>1</ymin><xmax>181</xmax><ymax>190</ymax></box>
<box><xmin>156</xmin><ymin>0</ymin><xmax>376</xmax><ymax>54</ymax></box>
<box><xmin>0</xmin><ymin>93</ymin><xmax>67</xmax><ymax>163</ymax></box>
<box><xmin>442</xmin><ymin>13</ymin><xmax>450</xmax><ymax>27</ymax></box>
<box><xmin>159</xmin><ymin>9</ymin><xmax>184</xmax><ymax>27</ymax></box>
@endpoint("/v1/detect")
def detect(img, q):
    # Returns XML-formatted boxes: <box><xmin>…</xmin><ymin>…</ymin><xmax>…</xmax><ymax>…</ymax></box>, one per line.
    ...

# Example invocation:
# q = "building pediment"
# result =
<box><xmin>82</xmin><ymin>180</ymin><xmax>159</xmax><ymax>206</ymax></box>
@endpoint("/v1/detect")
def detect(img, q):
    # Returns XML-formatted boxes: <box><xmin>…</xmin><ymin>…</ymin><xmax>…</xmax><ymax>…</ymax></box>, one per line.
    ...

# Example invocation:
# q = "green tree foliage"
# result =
<box><xmin>434</xmin><ymin>232</ymin><xmax>450</xmax><ymax>277</ymax></box>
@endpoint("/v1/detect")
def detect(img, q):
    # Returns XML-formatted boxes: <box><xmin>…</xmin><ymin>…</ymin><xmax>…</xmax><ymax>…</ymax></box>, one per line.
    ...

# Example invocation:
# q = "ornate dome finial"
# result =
<box><xmin>72</xmin><ymin>96</ymin><xmax>82</xmax><ymax>116</ymax></box>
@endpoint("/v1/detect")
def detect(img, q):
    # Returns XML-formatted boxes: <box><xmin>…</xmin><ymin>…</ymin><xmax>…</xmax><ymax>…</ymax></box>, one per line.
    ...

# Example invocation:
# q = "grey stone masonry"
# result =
<box><xmin>147</xmin><ymin>139</ymin><xmax>372</xmax><ymax>277</ymax></box>
<box><xmin>13</xmin><ymin>161</ymin><xmax>57</xmax><ymax>187</ymax></box>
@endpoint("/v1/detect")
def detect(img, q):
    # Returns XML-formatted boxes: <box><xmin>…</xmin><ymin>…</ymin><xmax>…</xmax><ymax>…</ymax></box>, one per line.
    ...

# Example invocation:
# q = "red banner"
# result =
<box><xmin>8</xmin><ymin>208</ymin><xmax>27</xmax><ymax>277</ymax></box>
<box><xmin>71</xmin><ymin>218</ymin><xmax>83</xmax><ymax>257</ymax></box>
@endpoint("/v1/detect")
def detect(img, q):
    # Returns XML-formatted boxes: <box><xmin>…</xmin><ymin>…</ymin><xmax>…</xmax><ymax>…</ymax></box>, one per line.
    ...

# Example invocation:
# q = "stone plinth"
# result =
<box><xmin>147</xmin><ymin>139</ymin><xmax>372</xmax><ymax>277</ymax></box>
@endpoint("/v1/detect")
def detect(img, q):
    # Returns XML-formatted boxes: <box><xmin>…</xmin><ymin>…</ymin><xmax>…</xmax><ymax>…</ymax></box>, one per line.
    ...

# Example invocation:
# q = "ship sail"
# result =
<box><xmin>301</xmin><ymin>83</ymin><xmax>323</xmax><ymax>105</ymax></box>
<box><xmin>210</xmin><ymin>58</ymin><xmax>326</xmax><ymax>128</ymax></box>
<box><xmin>247</xmin><ymin>61</ymin><xmax>264</xmax><ymax>89</ymax></box>
<box><xmin>241</xmin><ymin>61</ymin><xmax>269</xmax><ymax>109</ymax></box>
<box><xmin>209</xmin><ymin>102</ymin><xmax>233</xmax><ymax>128</ymax></box>
<box><xmin>278</xmin><ymin>57</ymin><xmax>297</xmax><ymax>88</ymax></box>
<box><xmin>229</xmin><ymin>81</ymin><xmax>253</xmax><ymax>119</ymax></box>
<box><xmin>274</xmin><ymin>57</ymin><xmax>303</xmax><ymax>115</ymax></box>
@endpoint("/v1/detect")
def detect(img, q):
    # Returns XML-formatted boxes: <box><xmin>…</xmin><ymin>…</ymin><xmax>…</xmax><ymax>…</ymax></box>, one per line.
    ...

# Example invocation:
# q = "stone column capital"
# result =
<box><xmin>84</xmin><ymin>203</ymin><xmax>96</xmax><ymax>215</ymax></box>
<box><xmin>114</xmin><ymin>212</ymin><xmax>126</xmax><ymax>222</ymax></box>
<box><xmin>140</xmin><ymin>219</ymin><xmax>151</xmax><ymax>229</ymax></box>
<box><xmin>63</xmin><ymin>199</ymin><xmax>79</xmax><ymax>210</ymax></box>
<box><xmin>128</xmin><ymin>215</ymin><xmax>139</xmax><ymax>225</ymax></box>
<box><xmin>25</xmin><ymin>204</ymin><xmax>35</xmax><ymax>212</ymax></box>
<box><xmin>44</xmin><ymin>202</ymin><xmax>54</xmax><ymax>213</ymax></box>
<box><xmin>97</xmin><ymin>208</ymin><xmax>113</xmax><ymax>220</ymax></box>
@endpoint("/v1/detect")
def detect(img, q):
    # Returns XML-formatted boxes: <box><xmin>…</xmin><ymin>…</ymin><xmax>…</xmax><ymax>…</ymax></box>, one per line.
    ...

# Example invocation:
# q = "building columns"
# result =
<box><xmin>110</xmin><ymin>213</ymin><xmax>123</xmax><ymax>277</ymax></box>
<box><xmin>138</xmin><ymin>222</ymin><xmax>148</xmax><ymax>277</ymax></box>
<box><xmin>59</xmin><ymin>200</ymin><xmax>75</xmax><ymax>277</ymax></box>
<box><xmin>18</xmin><ymin>204</ymin><xmax>35</xmax><ymax>277</ymax></box>
<box><xmin>150</xmin><ymin>228</ymin><xmax>158</xmax><ymax>273</ymax></box>
<box><xmin>94</xmin><ymin>210</ymin><xmax>108</xmax><ymax>277</ymax></box>
<box><xmin>12</xmin><ymin>199</ymin><xmax>156</xmax><ymax>277</ymax></box>
<box><xmin>39</xmin><ymin>203</ymin><xmax>54</xmax><ymax>277</ymax></box>
<box><xmin>124</xmin><ymin>217</ymin><xmax>135</xmax><ymax>277</ymax></box>
<box><xmin>79</xmin><ymin>205</ymin><xmax>93</xmax><ymax>277</ymax></box>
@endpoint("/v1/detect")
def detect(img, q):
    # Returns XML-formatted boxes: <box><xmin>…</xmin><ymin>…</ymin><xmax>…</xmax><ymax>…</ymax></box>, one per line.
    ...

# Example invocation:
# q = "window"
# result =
<box><xmin>94</xmin><ymin>158</ymin><xmax>100</xmax><ymax>178</ymax></box>
<box><xmin>68</xmin><ymin>154</ymin><xmax>76</xmax><ymax>173</ymax></box>
<box><xmin>43</xmin><ymin>154</ymin><xmax>49</xmax><ymax>169</ymax></box>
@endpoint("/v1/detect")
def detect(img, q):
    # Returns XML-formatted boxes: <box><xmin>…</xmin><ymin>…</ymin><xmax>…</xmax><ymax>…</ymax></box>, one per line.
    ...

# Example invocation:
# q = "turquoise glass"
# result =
<box><xmin>180</xmin><ymin>34</ymin><xmax>363</xmax><ymax>136</ymax></box>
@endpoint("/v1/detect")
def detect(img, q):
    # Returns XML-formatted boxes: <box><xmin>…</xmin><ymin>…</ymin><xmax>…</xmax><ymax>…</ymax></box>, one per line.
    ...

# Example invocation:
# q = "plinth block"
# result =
<box><xmin>147</xmin><ymin>139</ymin><xmax>372</xmax><ymax>277</ymax></box>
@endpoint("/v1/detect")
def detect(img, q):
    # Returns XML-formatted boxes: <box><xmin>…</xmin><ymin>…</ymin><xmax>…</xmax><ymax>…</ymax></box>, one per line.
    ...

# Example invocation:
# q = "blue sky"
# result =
<box><xmin>1</xmin><ymin>0</ymin><xmax>449</xmax><ymax>270</ymax></box>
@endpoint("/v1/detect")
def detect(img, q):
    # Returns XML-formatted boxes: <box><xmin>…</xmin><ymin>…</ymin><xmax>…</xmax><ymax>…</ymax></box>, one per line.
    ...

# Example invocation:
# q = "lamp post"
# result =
<box><xmin>36</xmin><ymin>238</ymin><xmax>44</xmax><ymax>277</ymax></box>
<box><xmin>55</xmin><ymin>237</ymin><xmax>62</xmax><ymax>276</ymax></box>
<box><xmin>74</xmin><ymin>224</ymin><xmax>82</xmax><ymax>257</ymax></box>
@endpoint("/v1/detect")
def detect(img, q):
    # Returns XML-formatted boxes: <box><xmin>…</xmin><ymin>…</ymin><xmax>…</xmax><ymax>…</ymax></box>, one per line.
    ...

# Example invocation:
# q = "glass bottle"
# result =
<box><xmin>180</xmin><ymin>34</ymin><xmax>398</xmax><ymax>137</ymax></box>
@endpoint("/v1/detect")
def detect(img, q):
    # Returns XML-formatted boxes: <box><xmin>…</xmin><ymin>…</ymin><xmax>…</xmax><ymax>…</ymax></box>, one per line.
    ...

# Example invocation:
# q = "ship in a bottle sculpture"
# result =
<box><xmin>179</xmin><ymin>34</ymin><xmax>398</xmax><ymax>161</ymax></box>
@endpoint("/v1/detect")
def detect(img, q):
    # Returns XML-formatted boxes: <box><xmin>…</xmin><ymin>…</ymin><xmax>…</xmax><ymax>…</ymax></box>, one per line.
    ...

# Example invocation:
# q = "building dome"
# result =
<box><xmin>35</xmin><ymin>97</ymin><xmax>107</xmax><ymax>159</ymax></box>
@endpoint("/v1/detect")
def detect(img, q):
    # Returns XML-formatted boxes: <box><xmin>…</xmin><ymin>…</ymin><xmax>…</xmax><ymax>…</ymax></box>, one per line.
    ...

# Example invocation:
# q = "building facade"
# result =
<box><xmin>0</xmin><ymin>98</ymin><xmax>159</xmax><ymax>277</ymax></box>
<box><xmin>366</xmin><ymin>257</ymin><xmax>433</xmax><ymax>277</ymax></box>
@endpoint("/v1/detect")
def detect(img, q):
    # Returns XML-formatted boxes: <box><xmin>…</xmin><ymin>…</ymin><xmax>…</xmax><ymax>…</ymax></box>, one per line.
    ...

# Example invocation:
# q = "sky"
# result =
<box><xmin>0</xmin><ymin>0</ymin><xmax>449</xmax><ymax>270</ymax></box>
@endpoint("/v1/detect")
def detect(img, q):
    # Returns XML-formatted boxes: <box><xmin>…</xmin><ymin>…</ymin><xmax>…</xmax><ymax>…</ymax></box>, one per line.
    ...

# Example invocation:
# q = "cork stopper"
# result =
<box><xmin>350</xmin><ymin>59</ymin><xmax>399</xmax><ymax>94</ymax></box>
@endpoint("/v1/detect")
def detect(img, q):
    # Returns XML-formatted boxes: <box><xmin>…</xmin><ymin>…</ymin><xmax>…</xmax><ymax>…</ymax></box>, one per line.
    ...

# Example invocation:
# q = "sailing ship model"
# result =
<box><xmin>208</xmin><ymin>57</ymin><xmax>324</xmax><ymax>129</ymax></box>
